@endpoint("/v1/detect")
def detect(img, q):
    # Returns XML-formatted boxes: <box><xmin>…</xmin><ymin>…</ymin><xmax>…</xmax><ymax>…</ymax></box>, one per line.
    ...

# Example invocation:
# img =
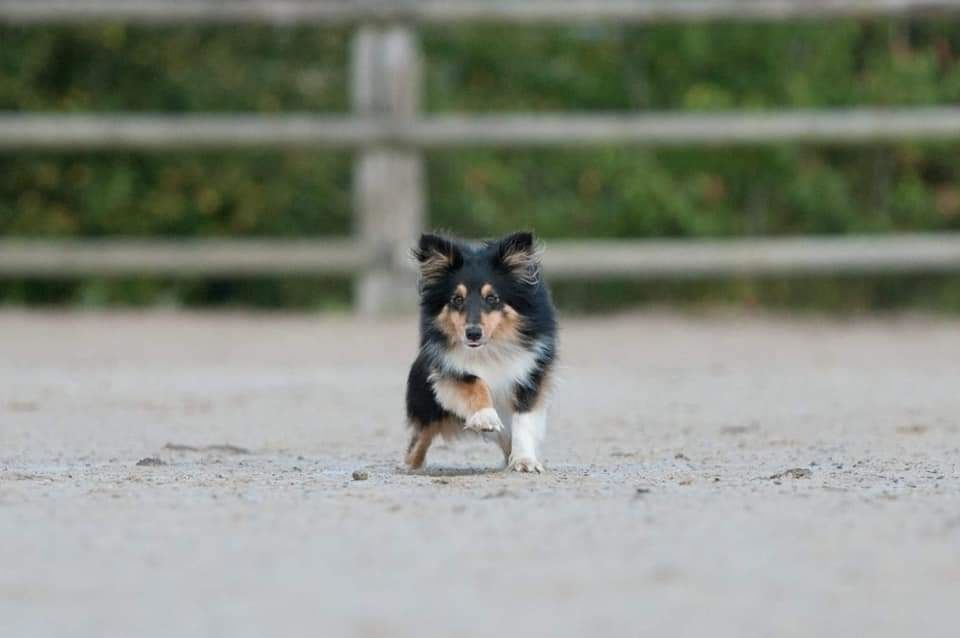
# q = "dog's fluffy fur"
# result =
<box><xmin>405</xmin><ymin>231</ymin><xmax>557</xmax><ymax>472</ymax></box>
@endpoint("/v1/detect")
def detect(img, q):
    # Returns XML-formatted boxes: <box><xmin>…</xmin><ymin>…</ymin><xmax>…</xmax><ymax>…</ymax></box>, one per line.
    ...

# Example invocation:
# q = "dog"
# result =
<box><xmin>404</xmin><ymin>231</ymin><xmax>557</xmax><ymax>473</ymax></box>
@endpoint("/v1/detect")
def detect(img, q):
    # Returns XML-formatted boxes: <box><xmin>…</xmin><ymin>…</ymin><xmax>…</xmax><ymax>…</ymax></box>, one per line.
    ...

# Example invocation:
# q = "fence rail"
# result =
<box><xmin>0</xmin><ymin>239</ymin><xmax>369</xmax><ymax>277</ymax></box>
<box><xmin>6</xmin><ymin>108</ymin><xmax>960</xmax><ymax>149</ymax></box>
<box><xmin>4</xmin><ymin>1</ymin><xmax>960</xmax><ymax>313</ymax></box>
<box><xmin>3</xmin><ymin>235</ymin><xmax>960</xmax><ymax>279</ymax></box>
<box><xmin>3</xmin><ymin>0</ymin><xmax>960</xmax><ymax>24</ymax></box>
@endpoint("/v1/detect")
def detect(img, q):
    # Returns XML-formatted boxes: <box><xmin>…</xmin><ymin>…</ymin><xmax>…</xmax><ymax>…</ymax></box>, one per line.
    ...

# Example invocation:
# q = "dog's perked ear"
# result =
<box><xmin>412</xmin><ymin>233</ymin><xmax>462</xmax><ymax>285</ymax></box>
<box><xmin>493</xmin><ymin>231</ymin><xmax>543</xmax><ymax>286</ymax></box>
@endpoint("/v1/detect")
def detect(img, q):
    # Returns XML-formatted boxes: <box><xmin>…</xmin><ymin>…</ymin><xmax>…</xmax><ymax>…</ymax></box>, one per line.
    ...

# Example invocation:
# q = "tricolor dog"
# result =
<box><xmin>405</xmin><ymin>232</ymin><xmax>557</xmax><ymax>473</ymax></box>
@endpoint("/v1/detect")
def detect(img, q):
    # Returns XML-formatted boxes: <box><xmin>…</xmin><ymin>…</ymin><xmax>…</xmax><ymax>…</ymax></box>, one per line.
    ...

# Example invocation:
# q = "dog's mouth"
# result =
<box><xmin>465</xmin><ymin>341</ymin><xmax>484</xmax><ymax>349</ymax></box>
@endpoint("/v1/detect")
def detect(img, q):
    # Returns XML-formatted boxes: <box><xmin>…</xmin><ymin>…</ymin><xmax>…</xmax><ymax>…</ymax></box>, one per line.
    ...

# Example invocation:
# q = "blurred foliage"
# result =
<box><xmin>2</xmin><ymin>20</ymin><xmax>960</xmax><ymax>310</ymax></box>
<box><xmin>0</xmin><ymin>25</ymin><xmax>348</xmax><ymax>112</ymax></box>
<box><xmin>0</xmin><ymin>276</ymin><xmax>352</xmax><ymax>311</ymax></box>
<box><xmin>2</xmin><ymin>151</ymin><xmax>351</xmax><ymax>237</ymax></box>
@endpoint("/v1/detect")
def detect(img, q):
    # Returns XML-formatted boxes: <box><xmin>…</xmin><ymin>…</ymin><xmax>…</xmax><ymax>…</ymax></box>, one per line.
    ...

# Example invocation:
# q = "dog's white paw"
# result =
<box><xmin>508</xmin><ymin>457</ymin><xmax>544</xmax><ymax>473</ymax></box>
<box><xmin>464</xmin><ymin>407</ymin><xmax>504</xmax><ymax>433</ymax></box>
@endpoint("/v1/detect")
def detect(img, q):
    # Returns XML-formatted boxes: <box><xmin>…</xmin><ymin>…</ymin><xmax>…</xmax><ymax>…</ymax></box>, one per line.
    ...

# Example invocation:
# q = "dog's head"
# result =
<box><xmin>413</xmin><ymin>231</ymin><xmax>544</xmax><ymax>350</ymax></box>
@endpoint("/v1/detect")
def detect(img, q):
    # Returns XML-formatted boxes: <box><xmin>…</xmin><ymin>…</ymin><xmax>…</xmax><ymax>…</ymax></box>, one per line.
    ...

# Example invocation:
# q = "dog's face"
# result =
<box><xmin>414</xmin><ymin>232</ymin><xmax>542</xmax><ymax>350</ymax></box>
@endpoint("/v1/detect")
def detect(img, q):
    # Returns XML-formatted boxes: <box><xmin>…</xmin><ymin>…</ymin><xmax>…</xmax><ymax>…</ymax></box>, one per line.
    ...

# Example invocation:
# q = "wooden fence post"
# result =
<box><xmin>351</xmin><ymin>24</ymin><xmax>424</xmax><ymax>316</ymax></box>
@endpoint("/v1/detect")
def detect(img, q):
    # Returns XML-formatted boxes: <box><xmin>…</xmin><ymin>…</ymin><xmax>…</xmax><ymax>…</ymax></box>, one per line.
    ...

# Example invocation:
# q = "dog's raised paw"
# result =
<box><xmin>509</xmin><ymin>457</ymin><xmax>544</xmax><ymax>473</ymax></box>
<box><xmin>464</xmin><ymin>407</ymin><xmax>504</xmax><ymax>433</ymax></box>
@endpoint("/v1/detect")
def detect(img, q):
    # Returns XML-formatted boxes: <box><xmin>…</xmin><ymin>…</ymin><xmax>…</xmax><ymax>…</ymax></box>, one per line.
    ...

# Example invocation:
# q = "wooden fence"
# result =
<box><xmin>3</xmin><ymin>0</ymin><xmax>960</xmax><ymax>314</ymax></box>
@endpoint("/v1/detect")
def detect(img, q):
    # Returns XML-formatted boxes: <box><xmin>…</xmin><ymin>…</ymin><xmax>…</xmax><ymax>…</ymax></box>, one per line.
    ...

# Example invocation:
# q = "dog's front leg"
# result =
<box><xmin>507</xmin><ymin>371</ymin><xmax>550</xmax><ymax>473</ymax></box>
<box><xmin>508</xmin><ymin>408</ymin><xmax>546</xmax><ymax>473</ymax></box>
<box><xmin>430</xmin><ymin>374</ymin><xmax>504</xmax><ymax>433</ymax></box>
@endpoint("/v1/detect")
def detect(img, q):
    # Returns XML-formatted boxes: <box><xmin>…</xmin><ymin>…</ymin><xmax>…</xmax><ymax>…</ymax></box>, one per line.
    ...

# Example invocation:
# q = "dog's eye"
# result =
<box><xmin>485</xmin><ymin>295</ymin><xmax>499</xmax><ymax>306</ymax></box>
<box><xmin>450</xmin><ymin>295</ymin><xmax>464</xmax><ymax>308</ymax></box>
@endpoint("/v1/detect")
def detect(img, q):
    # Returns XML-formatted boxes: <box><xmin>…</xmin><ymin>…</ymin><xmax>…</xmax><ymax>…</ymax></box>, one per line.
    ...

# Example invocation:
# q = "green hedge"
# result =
<box><xmin>3</xmin><ymin>20</ymin><xmax>960</xmax><ymax>310</ymax></box>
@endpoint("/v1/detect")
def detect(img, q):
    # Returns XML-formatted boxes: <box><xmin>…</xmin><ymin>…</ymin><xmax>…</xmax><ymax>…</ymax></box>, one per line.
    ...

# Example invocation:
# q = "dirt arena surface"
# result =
<box><xmin>1</xmin><ymin>310</ymin><xmax>958</xmax><ymax>637</ymax></box>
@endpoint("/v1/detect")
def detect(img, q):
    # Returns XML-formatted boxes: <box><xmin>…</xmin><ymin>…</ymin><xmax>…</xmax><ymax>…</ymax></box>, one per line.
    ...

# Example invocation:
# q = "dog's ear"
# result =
<box><xmin>412</xmin><ymin>233</ymin><xmax>462</xmax><ymax>285</ymax></box>
<box><xmin>494</xmin><ymin>231</ymin><xmax>542</xmax><ymax>286</ymax></box>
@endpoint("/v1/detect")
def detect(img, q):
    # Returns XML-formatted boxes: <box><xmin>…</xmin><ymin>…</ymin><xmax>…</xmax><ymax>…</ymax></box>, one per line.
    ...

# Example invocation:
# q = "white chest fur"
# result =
<box><xmin>430</xmin><ymin>340</ymin><xmax>544</xmax><ymax>402</ymax></box>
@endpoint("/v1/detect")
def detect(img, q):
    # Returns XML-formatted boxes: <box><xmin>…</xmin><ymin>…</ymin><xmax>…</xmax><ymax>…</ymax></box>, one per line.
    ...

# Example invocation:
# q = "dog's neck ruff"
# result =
<box><xmin>424</xmin><ymin>338</ymin><xmax>548</xmax><ymax>398</ymax></box>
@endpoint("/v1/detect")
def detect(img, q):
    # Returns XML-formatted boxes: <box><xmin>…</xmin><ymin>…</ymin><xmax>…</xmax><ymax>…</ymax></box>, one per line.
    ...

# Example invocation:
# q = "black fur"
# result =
<box><xmin>405</xmin><ymin>353</ymin><xmax>451</xmax><ymax>427</ymax></box>
<box><xmin>405</xmin><ymin>232</ymin><xmax>557</xmax><ymax>449</ymax></box>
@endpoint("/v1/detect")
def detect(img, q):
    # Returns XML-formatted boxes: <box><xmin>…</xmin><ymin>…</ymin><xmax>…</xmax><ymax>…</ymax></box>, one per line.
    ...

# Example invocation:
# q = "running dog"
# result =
<box><xmin>405</xmin><ymin>231</ymin><xmax>557</xmax><ymax>473</ymax></box>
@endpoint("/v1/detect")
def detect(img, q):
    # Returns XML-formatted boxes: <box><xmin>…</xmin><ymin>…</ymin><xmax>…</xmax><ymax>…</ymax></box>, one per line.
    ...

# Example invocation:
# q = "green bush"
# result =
<box><xmin>3</xmin><ymin>20</ymin><xmax>960</xmax><ymax>310</ymax></box>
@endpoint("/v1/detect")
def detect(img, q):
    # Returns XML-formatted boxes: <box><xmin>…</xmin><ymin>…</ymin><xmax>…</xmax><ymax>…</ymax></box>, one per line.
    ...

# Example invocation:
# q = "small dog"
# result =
<box><xmin>405</xmin><ymin>231</ymin><xmax>557</xmax><ymax>473</ymax></box>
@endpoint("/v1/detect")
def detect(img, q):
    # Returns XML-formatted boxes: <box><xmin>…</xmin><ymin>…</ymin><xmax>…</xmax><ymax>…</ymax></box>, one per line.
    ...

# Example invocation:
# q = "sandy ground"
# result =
<box><xmin>1</xmin><ymin>310</ymin><xmax>959</xmax><ymax>637</ymax></box>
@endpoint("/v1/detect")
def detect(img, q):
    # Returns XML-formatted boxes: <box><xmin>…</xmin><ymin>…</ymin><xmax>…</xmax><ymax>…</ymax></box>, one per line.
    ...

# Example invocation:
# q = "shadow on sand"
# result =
<box><xmin>410</xmin><ymin>465</ymin><xmax>505</xmax><ymax>478</ymax></box>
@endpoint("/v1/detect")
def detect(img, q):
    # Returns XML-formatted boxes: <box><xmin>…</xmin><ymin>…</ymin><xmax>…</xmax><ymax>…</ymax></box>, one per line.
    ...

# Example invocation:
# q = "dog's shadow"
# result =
<box><xmin>409</xmin><ymin>465</ymin><xmax>504</xmax><ymax>477</ymax></box>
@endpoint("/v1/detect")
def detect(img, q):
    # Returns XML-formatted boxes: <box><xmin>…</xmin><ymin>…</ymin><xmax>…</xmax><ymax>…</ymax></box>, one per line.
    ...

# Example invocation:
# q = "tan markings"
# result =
<box><xmin>487</xmin><ymin>303</ymin><xmax>522</xmax><ymax>345</ymax></box>
<box><xmin>436</xmin><ymin>417</ymin><xmax>465</xmax><ymax>443</ymax></box>
<box><xmin>418</xmin><ymin>249</ymin><xmax>456</xmax><ymax>285</ymax></box>
<box><xmin>435</xmin><ymin>306</ymin><xmax>466</xmax><ymax>344</ymax></box>
<box><xmin>435</xmin><ymin>285</ymin><xmax>467</xmax><ymax>344</ymax></box>
<box><xmin>431</xmin><ymin>375</ymin><xmax>493</xmax><ymax>419</ymax></box>
<box><xmin>480</xmin><ymin>309</ymin><xmax>503</xmax><ymax>338</ymax></box>
<box><xmin>405</xmin><ymin>422</ymin><xmax>440</xmax><ymax>469</ymax></box>
<box><xmin>405</xmin><ymin>415</ymin><xmax>472</xmax><ymax>468</ymax></box>
<box><xmin>461</xmin><ymin>377</ymin><xmax>493</xmax><ymax>412</ymax></box>
<box><xmin>501</xmin><ymin>243</ymin><xmax>544</xmax><ymax>286</ymax></box>
<box><xmin>477</xmin><ymin>284</ymin><xmax>505</xmax><ymax>339</ymax></box>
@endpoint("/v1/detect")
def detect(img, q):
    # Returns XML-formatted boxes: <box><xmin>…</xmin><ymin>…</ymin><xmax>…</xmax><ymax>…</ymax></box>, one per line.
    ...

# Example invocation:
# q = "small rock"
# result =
<box><xmin>721</xmin><ymin>424</ymin><xmax>759</xmax><ymax>435</ymax></box>
<box><xmin>674</xmin><ymin>452</ymin><xmax>690</xmax><ymax>461</ymax></box>
<box><xmin>896</xmin><ymin>424</ymin><xmax>929</xmax><ymax>435</ymax></box>
<box><xmin>136</xmin><ymin>457</ymin><xmax>166</xmax><ymax>467</ymax></box>
<box><xmin>769</xmin><ymin>468</ymin><xmax>812</xmax><ymax>480</ymax></box>
<box><xmin>8</xmin><ymin>401</ymin><xmax>39</xmax><ymax>412</ymax></box>
<box><xmin>635</xmin><ymin>487</ymin><xmax>651</xmax><ymax>496</ymax></box>
<box><xmin>351</xmin><ymin>470</ymin><xmax>369</xmax><ymax>481</ymax></box>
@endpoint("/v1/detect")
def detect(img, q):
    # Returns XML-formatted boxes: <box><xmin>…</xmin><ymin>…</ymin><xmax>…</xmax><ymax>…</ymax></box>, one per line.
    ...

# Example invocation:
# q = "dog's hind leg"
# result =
<box><xmin>494</xmin><ymin>428</ymin><xmax>512</xmax><ymax>465</ymax></box>
<box><xmin>488</xmin><ymin>399</ymin><xmax>513</xmax><ymax>465</ymax></box>
<box><xmin>406</xmin><ymin>354</ymin><xmax>454</xmax><ymax>469</ymax></box>
<box><xmin>405</xmin><ymin>422</ymin><xmax>440</xmax><ymax>469</ymax></box>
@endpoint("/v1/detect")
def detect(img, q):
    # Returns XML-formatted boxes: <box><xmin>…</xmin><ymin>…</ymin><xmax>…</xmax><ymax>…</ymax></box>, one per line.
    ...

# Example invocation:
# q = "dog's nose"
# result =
<box><xmin>465</xmin><ymin>326</ymin><xmax>483</xmax><ymax>342</ymax></box>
